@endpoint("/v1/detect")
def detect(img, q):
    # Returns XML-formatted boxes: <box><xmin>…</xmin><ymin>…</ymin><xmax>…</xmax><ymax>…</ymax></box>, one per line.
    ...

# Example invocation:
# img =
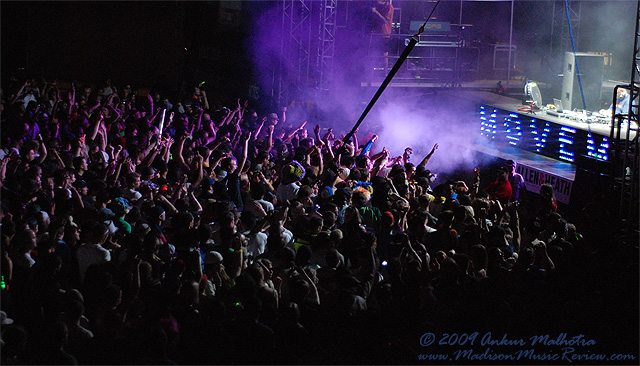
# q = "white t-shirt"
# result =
<box><xmin>77</xmin><ymin>243</ymin><xmax>111</xmax><ymax>282</ymax></box>
<box><xmin>123</xmin><ymin>189</ymin><xmax>142</xmax><ymax>202</ymax></box>
<box><xmin>244</xmin><ymin>230</ymin><xmax>268</xmax><ymax>259</ymax></box>
<box><xmin>276</xmin><ymin>182</ymin><xmax>300</xmax><ymax>203</ymax></box>
<box><xmin>256</xmin><ymin>199</ymin><xmax>275</xmax><ymax>213</ymax></box>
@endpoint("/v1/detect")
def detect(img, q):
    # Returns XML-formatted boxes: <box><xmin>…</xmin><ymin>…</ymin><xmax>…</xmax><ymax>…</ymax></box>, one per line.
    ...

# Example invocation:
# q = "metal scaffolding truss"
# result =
<box><xmin>287</xmin><ymin>0</ymin><xmax>313</xmax><ymax>88</ymax></box>
<box><xmin>609</xmin><ymin>0</ymin><xmax>639</xmax><ymax>244</ymax></box>
<box><xmin>549</xmin><ymin>0</ymin><xmax>582</xmax><ymax>55</ymax></box>
<box><xmin>273</xmin><ymin>0</ymin><xmax>337</xmax><ymax>107</ymax></box>
<box><xmin>317</xmin><ymin>0</ymin><xmax>337</xmax><ymax>91</ymax></box>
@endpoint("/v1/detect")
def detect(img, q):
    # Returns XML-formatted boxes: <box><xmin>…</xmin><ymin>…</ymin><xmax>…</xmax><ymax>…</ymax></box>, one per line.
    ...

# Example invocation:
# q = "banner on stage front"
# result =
<box><xmin>515</xmin><ymin>165</ymin><xmax>573</xmax><ymax>204</ymax></box>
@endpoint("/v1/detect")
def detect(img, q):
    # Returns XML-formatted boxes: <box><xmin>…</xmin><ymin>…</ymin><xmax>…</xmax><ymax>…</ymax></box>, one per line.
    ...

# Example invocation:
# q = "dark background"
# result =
<box><xmin>2</xmin><ymin>1</ymin><xmax>636</xmax><ymax>101</ymax></box>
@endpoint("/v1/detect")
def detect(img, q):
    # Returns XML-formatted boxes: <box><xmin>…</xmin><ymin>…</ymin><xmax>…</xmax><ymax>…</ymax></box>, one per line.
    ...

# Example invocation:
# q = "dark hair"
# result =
<box><xmin>240</xmin><ymin>210</ymin><xmax>258</xmax><ymax>229</ymax></box>
<box><xmin>295</xmin><ymin>185</ymin><xmax>311</xmax><ymax>200</ymax></box>
<box><xmin>341</xmin><ymin>156</ymin><xmax>355</xmax><ymax>168</ymax></box>
<box><xmin>469</xmin><ymin>244</ymin><xmax>488</xmax><ymax>270</ymax></box>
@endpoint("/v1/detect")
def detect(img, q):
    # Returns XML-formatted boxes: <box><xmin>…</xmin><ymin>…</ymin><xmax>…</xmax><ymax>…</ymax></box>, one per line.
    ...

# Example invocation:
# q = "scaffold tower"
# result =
<box><xmin>273</xmin><ymin>0</ymin><xmax>337</xmax><ymax>107</ymax></box>
<box><xmin>609</xmin><ymin>0</ymin><xmax>639</xmax><ymax>245</ymax></box>
<box><xmin>549</xmin><ymin>0</ymin><xmax>582</xmax><ymax>55</ymax></box>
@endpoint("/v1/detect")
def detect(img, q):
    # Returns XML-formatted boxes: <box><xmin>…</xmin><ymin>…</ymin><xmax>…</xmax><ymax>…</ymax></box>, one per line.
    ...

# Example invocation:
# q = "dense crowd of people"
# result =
<box><xmin>0</xmin><ymin>76</ymin><xmax>637</xmax><ymax>364</ymax></box>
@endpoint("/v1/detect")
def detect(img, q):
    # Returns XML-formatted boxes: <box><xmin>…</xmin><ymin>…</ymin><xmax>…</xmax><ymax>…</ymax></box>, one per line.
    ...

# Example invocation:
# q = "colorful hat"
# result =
<box><xmin>282</xmin><ymin>160</ymin><xmax>305</xmax><ymax>183</ymax></box>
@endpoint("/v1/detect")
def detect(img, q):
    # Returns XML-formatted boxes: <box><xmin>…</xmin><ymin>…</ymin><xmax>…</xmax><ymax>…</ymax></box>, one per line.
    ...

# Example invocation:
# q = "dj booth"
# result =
<box><xmin>470</xmin><ymin>91</ymin><xmax>636</xmax><ymax>161</ymax></box>
<box><xmin>461</xmin><ymin>91</ymin><xmax>636</xmax><ymax>204</ymax></box>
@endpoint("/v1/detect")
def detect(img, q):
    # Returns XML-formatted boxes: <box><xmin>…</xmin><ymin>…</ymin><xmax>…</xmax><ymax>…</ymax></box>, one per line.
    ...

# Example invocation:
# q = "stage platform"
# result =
<box><xmin>451</xmin><ymin>90</ymin><xmax>637</xmax><ymax>139</ymax></box>
<box><xmin>441</xmin><ymin>90</ymin><xmax>631</xmax><ymax>205</ymax></box>
<box><xmin>471</xmin><ymin>142</ymin><xmax>576</xmax><ymax>182</ymax></box>
<box><xmin>361</xmin><ymin>78</ymin><xmax>535</xmax><ymax>91</ymax></box>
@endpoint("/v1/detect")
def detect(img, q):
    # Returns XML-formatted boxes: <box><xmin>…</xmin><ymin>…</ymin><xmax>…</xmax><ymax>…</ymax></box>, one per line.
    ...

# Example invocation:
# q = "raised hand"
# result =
<box><xmin>323</xmin><ymin>128</ymin><xmax>335</xmax><ymax>142</ymax></box>
<box><xmin>126</xmin><ymin>158</ymin><xmax>136</xmax><ymax>173</ymax></box>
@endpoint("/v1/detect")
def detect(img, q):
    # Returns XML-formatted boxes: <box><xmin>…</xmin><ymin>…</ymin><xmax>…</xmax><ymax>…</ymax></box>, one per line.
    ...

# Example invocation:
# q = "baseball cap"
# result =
<box><xmin>150</xmin><ymin>205</ymin><xmax>166</xmax><ymax>218</ymax></box>
<box><xmin>204</xmin><ymin>251</ymin><xmax>223</xmax><ymax>265</ymax></box>
<box><xmin>73</xmin><ymin>179</ymin><xmax>87</xmax><ymax>189</ymax></box>
<box><xmin>98</xmin><ymin>208</ymin><xmax>116</xmax><ymax>221</ymax></box>
<box><xmin>1</xmin><ymin>311</ymin><xmax>14</xmax><ymax>325</ymax></box>
<box><xmin>319</xmin><ymin>186</ymin><xmax>334</xmax><ymax>199</ymax></box>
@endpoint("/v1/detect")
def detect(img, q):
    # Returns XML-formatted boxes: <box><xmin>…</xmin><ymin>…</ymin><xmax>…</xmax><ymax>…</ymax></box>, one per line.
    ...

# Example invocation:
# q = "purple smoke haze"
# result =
<box><xmin>246</xmin><ymin>1</ymin><xmax>498</xmax><ymax>178</ymax></box>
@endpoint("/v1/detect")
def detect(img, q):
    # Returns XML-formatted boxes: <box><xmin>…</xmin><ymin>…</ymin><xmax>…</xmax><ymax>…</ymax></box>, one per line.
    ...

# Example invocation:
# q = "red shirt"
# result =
<box><xmin>484</xmin><ymin>180</ymin><xmax>512</xmax><ymax>204</ymax></box>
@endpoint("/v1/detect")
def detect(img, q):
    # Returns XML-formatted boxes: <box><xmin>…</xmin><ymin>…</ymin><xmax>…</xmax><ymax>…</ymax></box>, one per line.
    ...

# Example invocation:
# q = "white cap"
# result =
<box><xmin>1</xmin><ymin>311</ymin><xmax>14</xmax><ymax>325</ymax></box>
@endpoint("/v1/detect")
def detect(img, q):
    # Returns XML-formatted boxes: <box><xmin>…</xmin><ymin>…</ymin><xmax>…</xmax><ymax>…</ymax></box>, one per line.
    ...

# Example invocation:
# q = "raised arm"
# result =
<box><xmin>217</xmin><ymin>109</ymin><xmax>233</xmax><ymax>127</ymax></box>
<box><xmin>141</xmin><ymin>136</ymin><xmax>160</xmax><ymax>162</ymax></box>
<box><xmin>109</xmin><ymin>156</ymin><xmax>126</xmax><ymax>186</ymax></box>
<box><xmin>140</xmin><ymin>140</ymin><xmax>161</xmax><ymax>168</ymax></box>
<box><xmin>201</xmin><ymin>89</ymin><xmax>210</xmax><ymax>110</ymax></box>
<box><xmin>322</xmin><ymin>128</ymin><xmax>335</xmax><ymax>145</ymax></box>
<box><xmin>356</xmin><ymin>134</ymin><xmax>378</xmax><ymax>158</ymax></box>
<box><xmin>69</xmin><ymin>83</ymin><xmax>76</xmax><ymax>108</ymax></box>
<box><xmin>313</xmin><ymin>124</ymin><xmax>322</xmax><ymax>144</ymax></box>
<box><xmin>324</xmin><ymin>139</ymin><xmax>336</xmax><ymax>163</ymax></box>
<box><xmin>209</xmin><ymin>151</ymin><xmax>230</xmax><ymax>177</ymax></box>
<box><xmin>352</xmin><ymin>133</ymin><xmax>359</xmax><ymax>156</ymax></box>
<box><xmin>9</xmin><ymin>80</ymin><xmax>29</xmax><ymax>105</ymax></box>
<box><xmin>235</xmin><ymin>132</ymin><xmax>252</xmax><ymax>175</ymax></box>
<box><xmin>235</xmin><ymin>99</ymin><xmax>243</xmax><ymax>122</ymax></box>
<box><xmin>264</xmin><ymin>125</ymin><xmax>274</xmax><ymax>153</ymax></box>
<box><xmin>174</xmin><ymin>135</ymin><xmax>188</xmax><ymax>167</ymax></box>
<box><xmin>294</xmin><ymin>265</ymin><xmax>320</xmax><ymax>305</ymax></box>
<box><xmin>157</xmin><ymin>194</ymin><xmax>178</xmax><ymax>215</ymax></box>
<box><xmin>194</xmin><ymin>107</ymin><xmax>204</xmax><ymax>132</ymax></box>
<box><xmin>370</xmin><ymin>148</ymin><xmax>390</xmax><ymax>178</ymax></box>
<box><xmin>50</xmin><ymin>148</ymin><xmax>66</xmax><ymax>169</ymax></box>
<box><xmin>191</xmin><ymin>154</ymin><xmax>204</xmax><ymax>188</ymax></box>
<box><xmin>88</xmin><ymin>113</ymin><xmax>103</xmax><ymax>142</ymax></box>
<box><xmin>533</xmin><ymin>240</ymin><xmax>555</xmax><ymax>271</ymax></box>
<box><xmin>160</xmin><ymin>137</ymin><xmax>174</xmax><ymax>163</ymax></box>
<box><xmin>315</xmin><ymin>143</ymin><xmax>324</xmax><ymax>176</ymax></box>
<box><xmin>34</xmin><ymin>135</ymin><xmax>48</xmax><ymax>165</ymax></box>
<box><xmin>0</xmin><ymin>157</ymin><xmax>9</xmax><ymax>183</ymax></box>
<box><xmin>418</xmin><ymin>143</ymin><xmax>439</xmax><ymax>167</ymax></box>
<box><xmin>188</xmin><ymin>191</ymin><xmax>203</xmax><ymax>214</ymax></box>
<box><xmin>283</xmin><ymin>121</ymin><xmax>307</xmax><ymax>144</ymax></box>
<box><xmin>252</xmin><ymin>119</ymin><xmax>265</xmax><ymax>142</ymax></box>
<box><xmin>471</xmin><ymin>167</ymin><xmax>480</xmax><ymax>198</ymax></box>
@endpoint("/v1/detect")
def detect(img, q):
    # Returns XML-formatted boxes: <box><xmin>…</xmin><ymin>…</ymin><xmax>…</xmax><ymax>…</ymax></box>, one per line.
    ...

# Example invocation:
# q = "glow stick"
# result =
<box><xmin>158</xmin><ymin>109</ymin><xmax>166</xmax><ymax>136</ymax></box>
